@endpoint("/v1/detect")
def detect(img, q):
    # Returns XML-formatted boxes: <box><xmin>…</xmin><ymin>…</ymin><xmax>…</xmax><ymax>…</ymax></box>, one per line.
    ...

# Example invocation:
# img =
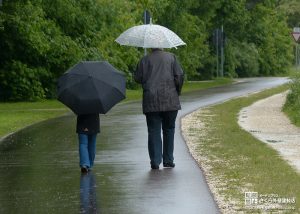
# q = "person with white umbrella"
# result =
<box><xmin>116</xmin><ymin>22</ymin><xmax>185</xmax><ymax>169</ymax></box>
<box><xmin>135</xmin><ymin>48</ymin><xmax>184</xmax><ymax>169</ymax></box>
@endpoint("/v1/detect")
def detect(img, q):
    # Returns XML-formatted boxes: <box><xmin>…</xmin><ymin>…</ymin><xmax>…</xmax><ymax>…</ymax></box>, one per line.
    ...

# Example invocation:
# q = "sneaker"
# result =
<box><xmin>163</xmin><ymin>162</ymin><xmax>175</xmax><ymax>168</ymax></box>
<box><xmin>81</xmin><ymin>166</ymin><xmax>89</xmax><ymax>173</ymax></box>
<box><xmin>151</xmin><ymin>165</ymin><xmax>159</xmax><ymax>170</ymax></box>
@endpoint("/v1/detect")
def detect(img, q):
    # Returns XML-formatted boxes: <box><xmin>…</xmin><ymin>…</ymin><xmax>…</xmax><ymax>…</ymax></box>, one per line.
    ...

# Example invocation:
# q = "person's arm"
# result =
<box><xmin>173</xmin><ymin>56</ymin><xmax>184</xmax><ymax>95</ymax></box>
<box><xmin>134</xmin><ymin>59</ymin><xmax>144</xmax><ymax>84</ymax></box>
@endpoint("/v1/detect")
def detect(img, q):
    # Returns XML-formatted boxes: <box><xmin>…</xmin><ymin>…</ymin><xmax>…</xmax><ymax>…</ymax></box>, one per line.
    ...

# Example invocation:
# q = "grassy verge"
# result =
<box><xmin>283</xmin><ymin>69</ymin><xmax>300</xmax><ymax>127</ymax></box>
<box><xmin>0</xmin><ymin>78</ymin><xmax>233</xmax><ymax>139</ymax></box>
<box><xmin>0</xmin><ymin>100</ymin><xmax>68</xmax><ymax>138</ymax></box>
<box><xmin>284</xmin><ymin>105</ymin><xmax>300</xmax><ymax>127</ymax></box>
<box><xmin>181</xmin><ymin>78</ymin><xmax>233</xmax><ymax>93</ymax></box>
<box><xmin>182</xmin><ymin>84</ymin><xmax>300</xmax><ymax>213</ymax></box>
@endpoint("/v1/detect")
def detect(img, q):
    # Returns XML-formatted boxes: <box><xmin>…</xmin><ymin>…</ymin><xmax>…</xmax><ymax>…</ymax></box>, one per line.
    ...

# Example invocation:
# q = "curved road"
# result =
<box><xmin>0</xmin><ymin>77</ymin><xmax>287</xmax><ymax>214</ymax></box>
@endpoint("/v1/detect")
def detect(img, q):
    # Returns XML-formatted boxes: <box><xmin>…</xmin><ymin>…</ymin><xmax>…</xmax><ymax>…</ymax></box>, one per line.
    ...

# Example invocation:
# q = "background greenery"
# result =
<box><xmin>0</xmin><ymin>0</ymin><xmax>297</xmax><ymax>101</ymax></box>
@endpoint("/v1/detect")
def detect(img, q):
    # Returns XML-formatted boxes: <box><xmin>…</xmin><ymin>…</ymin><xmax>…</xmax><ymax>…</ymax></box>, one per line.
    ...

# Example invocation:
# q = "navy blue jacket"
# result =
<box><xmin>76</xmin><ymin>114</ymin><xmax>100</xmax><ymax>134</ymax></box>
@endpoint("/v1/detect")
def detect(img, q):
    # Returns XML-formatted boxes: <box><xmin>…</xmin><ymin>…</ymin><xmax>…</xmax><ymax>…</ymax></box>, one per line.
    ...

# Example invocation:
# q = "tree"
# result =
<box><xmin>246</xmin><ymin>3</ymin><xmax>292</xmax><ymax>75</ymax></box>
<box><xmin>277</xmin><ymin>0</ymin><xmax>300</xmax><ymax>27</ymax></box>
<box><xmin>0</xmin><ymin>0</ymin><xmax>295</xmax><ymax>100</ymax></box>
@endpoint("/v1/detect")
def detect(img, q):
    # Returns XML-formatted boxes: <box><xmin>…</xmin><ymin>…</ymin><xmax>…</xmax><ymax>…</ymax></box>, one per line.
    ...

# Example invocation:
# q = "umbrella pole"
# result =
<box><xmin>143</xmin><ymin>12</ymin><xmax>151</xmax><ymax>56</ymax></box>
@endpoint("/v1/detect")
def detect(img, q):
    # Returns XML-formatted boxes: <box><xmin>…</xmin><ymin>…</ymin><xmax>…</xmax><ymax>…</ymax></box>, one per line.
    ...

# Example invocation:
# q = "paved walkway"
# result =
<box><xmin>238</xmin><ymin>91</ymin><xmax>300</xmax><ymax>173</ymax></box>
<box><xmin>0</xmin><ymin>77</ymin><xmax>288</xmax><ymax>214</ymax></box>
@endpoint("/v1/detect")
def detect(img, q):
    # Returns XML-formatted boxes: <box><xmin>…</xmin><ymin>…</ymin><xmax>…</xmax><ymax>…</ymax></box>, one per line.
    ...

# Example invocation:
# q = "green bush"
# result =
<box><xmin>284</xmin><ymin>71</ymin><xmax>300</xmax><ymax>125</ymax></box>
<box><xmin>0</xmin><ymin>61</ymin><xmax>46</xmax><ymax>101</ymax></box>
<box><xmin>235</xmin><ymin>42</ymin><xmax>259</xmax><ymax>77</ymax></box>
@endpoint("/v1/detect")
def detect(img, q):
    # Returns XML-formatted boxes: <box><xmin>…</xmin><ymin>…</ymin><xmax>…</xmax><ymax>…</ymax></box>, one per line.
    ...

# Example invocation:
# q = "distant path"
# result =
<box><xmin>0</xmin><ymin>77</ymin><xmax>288</xmax><ymax>214</ymax></box>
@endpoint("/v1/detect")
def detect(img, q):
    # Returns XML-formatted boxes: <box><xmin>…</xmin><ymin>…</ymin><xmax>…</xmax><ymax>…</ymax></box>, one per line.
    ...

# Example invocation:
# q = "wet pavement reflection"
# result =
<box><xmin>80</xmin><ymin>172</ymin><xmax>98</xmax><ymax>213</ymax></box>
<box><xmin>0</xmin><ymin>78</ymin><xmax>288</xmax><ymax>213</ymax></box>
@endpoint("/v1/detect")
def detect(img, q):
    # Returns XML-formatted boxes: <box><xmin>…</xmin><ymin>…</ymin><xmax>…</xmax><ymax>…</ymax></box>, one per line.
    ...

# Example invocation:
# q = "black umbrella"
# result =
<box><xmin>57</xmin><ymin>61</ymin><xmax>126</xmax><ymax>115</ymax></box>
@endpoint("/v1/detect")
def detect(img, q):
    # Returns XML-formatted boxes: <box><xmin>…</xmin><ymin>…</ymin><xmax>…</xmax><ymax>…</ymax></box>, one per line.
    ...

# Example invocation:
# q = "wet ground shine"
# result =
<box><xmin>0</xmin><ymin>78</ymin><xmax>287</xmax><ymax>213</ymax></box>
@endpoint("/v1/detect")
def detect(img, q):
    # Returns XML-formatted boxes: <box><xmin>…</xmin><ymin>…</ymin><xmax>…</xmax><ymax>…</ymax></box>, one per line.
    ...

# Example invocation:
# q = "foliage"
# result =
<box><xmin>0</xmin><ymin>61</ymin><xmax>47</xmax><ymax>101</ymax></box>
<box><xmin>0</xmin><ymin>1</ymin><xmax>84</xmax><ymax>100</ymax></box>
<box><xmin>246</xmin><ymin>3</ymin><xmax>293</xmax><ymax>75</ymax></box>
<box><xmin>0</xmin><ymin>0</ymin><xmax>295</xmax><ymax>101</ymax></box>
<box><xmin>171</xmin><ymin>13</ymin><xmax>209</xmax><ymax>80</ymax></box>
<box><xmin>284</xmin><ymin>71</ymin><xmax>300</xmax><ymax>126</ymax></box>
<box><xmin>225</xmin><ymin>41</ymin><xmax>259</xmax><ymax>77</ymax></box>
<box><xmin>277</xmin><ymin>0</ymin><xmax>300</xmax><ymax>27</ymax></box>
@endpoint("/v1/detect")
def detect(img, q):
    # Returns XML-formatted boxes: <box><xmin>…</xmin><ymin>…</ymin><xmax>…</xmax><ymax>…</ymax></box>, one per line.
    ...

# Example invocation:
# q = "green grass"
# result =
<box><xmin>186</xmin><ymin>84</ymin><xmax>300</xmax><ymax>213</ymax></box>
<box><xmin>125</xmin><ymin>89</ymin><xmax>143</xmax><ymax>101</ymax></box>
<box><xmin>283</xmin><ymin>68</ymin><xmax>300</xmax><ymax>127</ymax></box>
<box><xmin>0</xmin><ymin>78</ymin><xmax>233</xmax><ymax>139</ymax></box>
<box><xmin>0</xmin><ymin>100</ymin><xmax>68</xmax><ymax>138</ymax></box>
<box><xmin>284</xmin><ymin>104</ymin><xmax>300</xmax><ymax>127</ymax></box>
<box><xmin>182</xmin><ymin>78</ymin><xmax>233</xmax><ymax>93</ymax></box>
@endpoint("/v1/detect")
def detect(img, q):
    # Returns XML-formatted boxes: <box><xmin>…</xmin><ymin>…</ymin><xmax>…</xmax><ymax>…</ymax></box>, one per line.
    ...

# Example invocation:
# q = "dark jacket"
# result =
<box><xmin>134</xmin><ymin>49</ymin><xmax>184</xmax><ymax>113</ymax></box>
<box><xmin>76</xmin><ymin>114</ymin><xmax>100</xmax><ymax>134</ymax></box>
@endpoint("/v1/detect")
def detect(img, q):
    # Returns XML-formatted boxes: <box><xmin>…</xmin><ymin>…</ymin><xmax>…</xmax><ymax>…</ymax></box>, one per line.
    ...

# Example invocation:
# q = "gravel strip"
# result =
<box><xmin>181</xmin><ymin>110</ymin><xmax>239</xmax><ymax>214</ymax></box>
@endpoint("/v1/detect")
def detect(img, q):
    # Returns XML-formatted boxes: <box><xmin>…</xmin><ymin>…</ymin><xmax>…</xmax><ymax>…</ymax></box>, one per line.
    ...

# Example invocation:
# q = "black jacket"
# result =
<box><xmin>76</xmin><ymin>114</ymin><xmax>100</xmax><ymax>134</ymax></box>
<box><xmin>134</xmin><ymin>50</ymin><xmax>184</xmax><ymax>113</ymax></box>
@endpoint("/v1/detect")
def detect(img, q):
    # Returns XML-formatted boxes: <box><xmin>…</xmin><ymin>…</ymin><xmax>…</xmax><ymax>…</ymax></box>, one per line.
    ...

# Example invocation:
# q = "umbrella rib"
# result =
<box><xmin>90</xmin><ymin>78</ymin><xmax>105</xmax><ymax>112</ymax></box>
<box><xmin>161</xmin><ymin>28</ymin><xmax>175</xmax><ymax>48</ymax></box>
<box><xmin>93</xmin><ymin>77</ymin><xmax>125</xmax><ymax>98</ymax></box>
<box><xmin>109</xmin><ymin>86</ymin><xmax>126</xmax><ymax>104</ymax></box>
<box><xmin>143</xmin><ymin>25</ymin><xmax>149</xmax><ymax>48</ymax></box>
<box><xmin>92</xmin><ymin>73</ymin><xmax>123</xmax><ymax>88</ymax></box>
<box><xmin>58</xmin><ymin>73</ymin><xmax>88</xmax><ymax>95</ymax></box>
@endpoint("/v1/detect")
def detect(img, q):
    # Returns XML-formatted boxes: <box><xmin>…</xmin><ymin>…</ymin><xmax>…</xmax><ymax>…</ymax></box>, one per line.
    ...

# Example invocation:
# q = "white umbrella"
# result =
<box><xmin>115</xmin><ymin>24</ymin><xmax>186</xmax><ymax>49</ymax></box>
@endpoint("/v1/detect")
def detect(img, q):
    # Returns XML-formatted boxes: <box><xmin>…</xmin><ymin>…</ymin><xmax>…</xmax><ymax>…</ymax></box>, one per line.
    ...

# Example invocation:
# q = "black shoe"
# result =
<box><xmin>151</xmin><ymin>165</ymin><xmax>159</xmax><ymax>170</ymax></box>
<box><xmin>81</xmin><ymin>166</ymin><xmax>89</xmax><ymax>173</ymax></box>
<box><xmin>163</xmin><ymin>162</ymin><xmax>175</xmax><ymax>168</ymax></box>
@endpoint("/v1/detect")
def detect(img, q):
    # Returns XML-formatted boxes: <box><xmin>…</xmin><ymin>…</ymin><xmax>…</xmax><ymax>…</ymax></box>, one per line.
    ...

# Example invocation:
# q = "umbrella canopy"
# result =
<box><xmin>115</xmin><ymin>24</ymin><xmax>186</xmax><ymax>49</ymax></box>
<box><xmin>57</xmin><ymin>61</ymin><xmax>126</xmax><ymax>115</ymax></box>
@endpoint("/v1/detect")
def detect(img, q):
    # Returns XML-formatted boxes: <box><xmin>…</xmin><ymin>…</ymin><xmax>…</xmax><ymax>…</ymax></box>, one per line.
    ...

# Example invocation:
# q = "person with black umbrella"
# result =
<box><xmin>57</xmin><ymin>61</ymin><xmax>126</xmax><ymax>173</ymax></box>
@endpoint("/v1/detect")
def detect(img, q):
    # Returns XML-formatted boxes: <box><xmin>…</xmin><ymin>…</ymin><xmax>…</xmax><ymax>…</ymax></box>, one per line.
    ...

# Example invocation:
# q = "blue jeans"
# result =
<box><xmin>78</xmin><ymin>134</ymin><xmax>97</xmax><ymax>168</ymax></box>
<box><xmin>145</xmin><ymin>111</ymin><xmax>178</xmax><ymax>166</ymax></box>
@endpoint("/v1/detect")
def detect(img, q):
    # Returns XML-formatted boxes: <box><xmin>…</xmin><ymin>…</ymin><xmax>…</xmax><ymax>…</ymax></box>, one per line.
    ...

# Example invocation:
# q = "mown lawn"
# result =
<box><xmin>0</xmin><ymin>100</ymin><xmax>68</xmax><ymax>138</ymax></box>
<box><xmin>0</xmin><ymin>78</ymin><xmax>233</xmax><ymax>138</ymax></box>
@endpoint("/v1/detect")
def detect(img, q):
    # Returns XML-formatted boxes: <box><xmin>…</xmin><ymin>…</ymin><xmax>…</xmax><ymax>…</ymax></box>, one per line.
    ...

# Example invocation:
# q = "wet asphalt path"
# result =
<box><xmin>0</xmin><ymin>77</ymin><xmax>288</xmax><ymax>214</ymax></box>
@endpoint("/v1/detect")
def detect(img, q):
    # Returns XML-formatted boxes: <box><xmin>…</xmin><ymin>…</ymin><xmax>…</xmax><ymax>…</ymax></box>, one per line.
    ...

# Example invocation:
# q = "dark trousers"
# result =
<box><xmin>145</xmin><ymin>110</ymin><xmax>178</xmax><ymax>166</ymax></box>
